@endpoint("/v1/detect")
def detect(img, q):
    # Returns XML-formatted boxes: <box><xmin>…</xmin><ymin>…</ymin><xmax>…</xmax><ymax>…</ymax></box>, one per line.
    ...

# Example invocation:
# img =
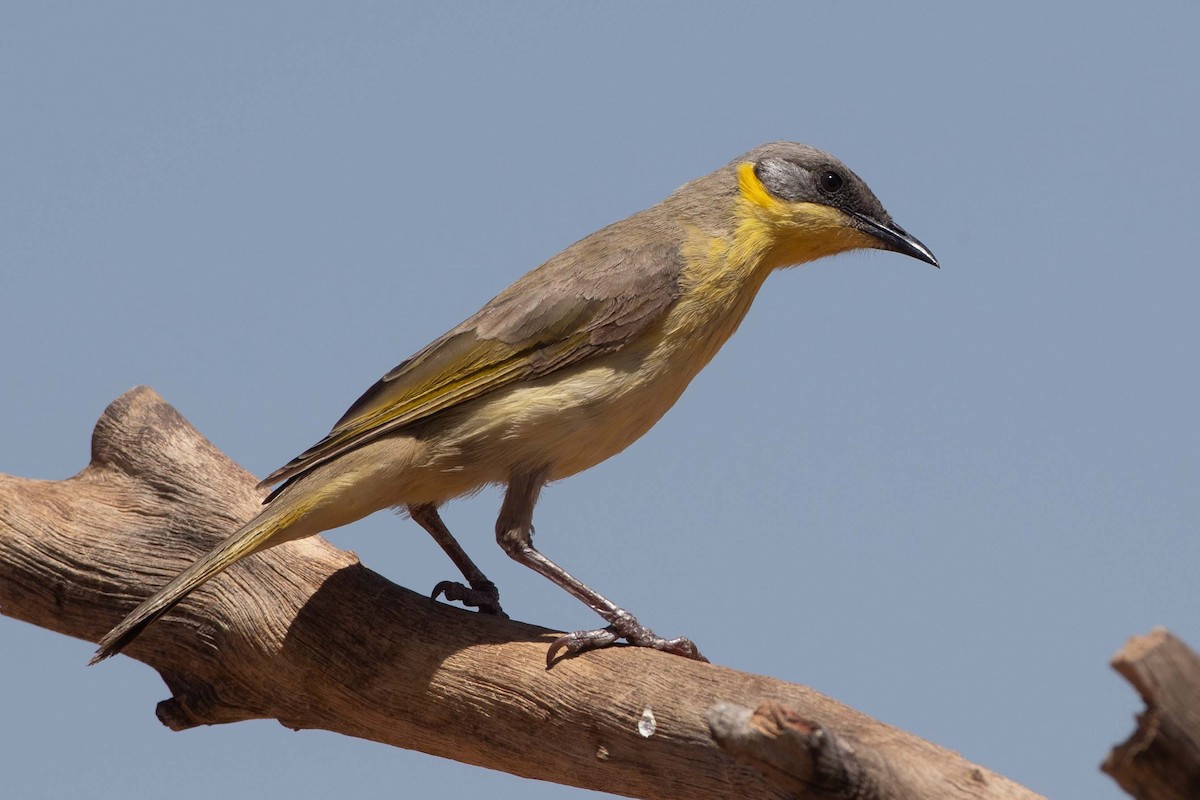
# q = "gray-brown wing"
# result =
<box><xmin>259</xmin><ymin>237</ymin><xmax>684</xmax><ymax>490</ymax></box>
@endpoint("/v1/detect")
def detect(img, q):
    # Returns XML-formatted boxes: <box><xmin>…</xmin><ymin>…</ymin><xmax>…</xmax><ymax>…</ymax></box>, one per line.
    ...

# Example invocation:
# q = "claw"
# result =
<box><xmin>430</xmin><ymin>579</ymin><xmax>507</xmax><ymax>617</ymax></box>
<box><xmin>546</xmin><ymin>626</ymin><xmax>621</xmax><ymax>666</ymax></box>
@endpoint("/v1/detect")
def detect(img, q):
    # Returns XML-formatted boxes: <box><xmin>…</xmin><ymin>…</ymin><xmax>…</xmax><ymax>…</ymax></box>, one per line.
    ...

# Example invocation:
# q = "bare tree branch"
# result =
<box><xmin>0</xmin><ymin>386</ymin><xmax>1043</xmax><ymax>799</ymax></box>
<box><xmin>1103</xmin><ymin>628</ymin><xmax>1200</xmax><ymax>800</ymax></box>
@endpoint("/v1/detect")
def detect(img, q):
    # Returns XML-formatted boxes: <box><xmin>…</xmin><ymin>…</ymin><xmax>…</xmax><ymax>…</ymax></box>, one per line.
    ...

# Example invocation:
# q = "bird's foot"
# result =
<box><xmin>545</xmin><ymin>610</ymin><xmax>706</xmax><ymax>666</ymax></box>
<box><xmin>431</xmin><ymin>579</ymin><xmax>508</xmax><ymax>617</ymax></box>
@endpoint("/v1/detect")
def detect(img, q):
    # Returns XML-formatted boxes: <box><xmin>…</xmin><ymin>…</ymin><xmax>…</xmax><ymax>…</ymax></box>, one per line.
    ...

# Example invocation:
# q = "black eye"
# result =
<box><xmin>819</xmin><ymin>170</ymin><xmax>844</xmax><ymax>193</ymax></box>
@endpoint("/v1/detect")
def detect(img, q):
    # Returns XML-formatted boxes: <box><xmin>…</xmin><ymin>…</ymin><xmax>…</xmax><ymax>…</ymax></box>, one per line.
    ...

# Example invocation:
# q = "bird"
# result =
<box><xmin>91</xmin><ymin>141</ymin><xmax>938</xmax><ymax>666</ymax></box>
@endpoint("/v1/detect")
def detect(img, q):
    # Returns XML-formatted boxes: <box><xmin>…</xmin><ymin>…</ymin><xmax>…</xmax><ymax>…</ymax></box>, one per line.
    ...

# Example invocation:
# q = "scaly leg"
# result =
<box><xmin>410</xmin><ymin>503</ymin><xmax>506</xmax><ymax>617</ymax></box>
<box><xmin>495</xmin><ymin>467</ymin><xmax>706</xmax><ymax>665</ymax></box>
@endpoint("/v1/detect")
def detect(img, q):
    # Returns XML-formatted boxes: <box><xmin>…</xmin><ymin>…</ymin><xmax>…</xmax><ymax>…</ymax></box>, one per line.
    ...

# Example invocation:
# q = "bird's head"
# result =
<box><xmin>728</xmin><ymin>141</ymin><xmax>938</xmax><ymax>270</ymax></box>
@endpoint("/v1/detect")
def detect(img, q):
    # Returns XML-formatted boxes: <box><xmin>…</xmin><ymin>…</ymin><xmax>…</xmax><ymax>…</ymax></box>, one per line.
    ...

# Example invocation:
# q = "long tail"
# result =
<box><xmin>90</xmin><ymin>504</ymin><xmax>304</xmax><ymax>664</ymax></box>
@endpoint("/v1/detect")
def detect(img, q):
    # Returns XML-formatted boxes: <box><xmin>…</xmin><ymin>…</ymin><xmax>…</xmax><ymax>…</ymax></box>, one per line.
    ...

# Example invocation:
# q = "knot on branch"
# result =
<box><xmin>707</xmin><ymin>700</ymin><xmax>878</xmax><ymax>800</ymax></box>
<box><xmin>156</xmin><ymin>671</ymin><xmax>260</xmax><ymax>731</ymax></box>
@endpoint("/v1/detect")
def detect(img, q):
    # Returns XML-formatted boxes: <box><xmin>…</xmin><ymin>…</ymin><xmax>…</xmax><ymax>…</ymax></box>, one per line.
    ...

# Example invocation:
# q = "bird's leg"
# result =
<box><xmin>410</xmin><ymin>503</ymin><xmax>506</xmax><ymax>617</ymax></box>
<box><xmin>496</xmin><ymin>468</ymin><xmax>707</xmax><ymax>665</ymax></box>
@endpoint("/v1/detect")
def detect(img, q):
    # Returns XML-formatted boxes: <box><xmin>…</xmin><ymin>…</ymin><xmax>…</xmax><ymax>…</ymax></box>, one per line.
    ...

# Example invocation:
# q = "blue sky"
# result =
<box><xmin>2</xmin><ymin>4</ymin><xmax>1197</xmax><ymax>799</ymax></box>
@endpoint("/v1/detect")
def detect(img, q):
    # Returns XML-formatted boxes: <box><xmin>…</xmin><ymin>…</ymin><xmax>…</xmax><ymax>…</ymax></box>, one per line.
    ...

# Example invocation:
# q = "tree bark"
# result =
<box><xmin>0</xmin><ymin>386</ymin><xmax>1043</xmax><ymax>800</ymax></box>
<box><xmin>1103</xmin><ymin>628</ymin><xmax>1200</xmax><ymax>800</ymax></box>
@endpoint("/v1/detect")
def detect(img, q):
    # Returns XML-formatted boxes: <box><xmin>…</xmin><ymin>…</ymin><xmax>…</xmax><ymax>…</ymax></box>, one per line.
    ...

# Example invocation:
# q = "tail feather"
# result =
<box><xmin>89</xmin><ymin>511</ymin><xmax>293</xmax><ymax>665</ymax></box>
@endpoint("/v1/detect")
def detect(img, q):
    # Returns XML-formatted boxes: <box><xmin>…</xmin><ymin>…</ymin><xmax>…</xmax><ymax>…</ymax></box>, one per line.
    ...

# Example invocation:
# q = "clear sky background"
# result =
<box><xmin>2</xmin><ymin>4</ymin><xmax>1197</xmax><ymax>799</ymax></box>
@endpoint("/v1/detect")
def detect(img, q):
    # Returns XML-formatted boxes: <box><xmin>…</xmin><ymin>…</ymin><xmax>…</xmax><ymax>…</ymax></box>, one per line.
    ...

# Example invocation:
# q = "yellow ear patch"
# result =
<box><xmin>736</xmin><ymin>162</ymin><xmax>779</xmax><ymax>211</ymax></box>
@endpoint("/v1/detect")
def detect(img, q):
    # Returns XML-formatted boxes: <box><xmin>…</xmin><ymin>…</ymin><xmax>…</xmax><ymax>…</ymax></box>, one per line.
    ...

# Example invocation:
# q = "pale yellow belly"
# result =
<box><xmin>269</xmin><ymin>339</ymin><xmax>706</xmax><ymax>532</ymax></box>
<box><xmin>427</xmin><ymin>339</ymin><xmax>700</xmax><ymax>483</ymax></box>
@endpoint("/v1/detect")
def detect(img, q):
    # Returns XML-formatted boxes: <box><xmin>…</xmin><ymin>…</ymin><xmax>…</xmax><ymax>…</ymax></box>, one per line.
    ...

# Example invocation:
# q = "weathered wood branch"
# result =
<box><xmin>709</xmin><ymin>701</ymin><xmax>891</xmax><ymax>799</ymax></box>
<box><xmin>0</xmin><ymin>387</ymin><xmax>1043</xmax><ymax>799</ymax></box>
<box><xmin>1103</xmin><ymin>628</ymin><xmax>1200</xmax><ymax>800</ymax></box>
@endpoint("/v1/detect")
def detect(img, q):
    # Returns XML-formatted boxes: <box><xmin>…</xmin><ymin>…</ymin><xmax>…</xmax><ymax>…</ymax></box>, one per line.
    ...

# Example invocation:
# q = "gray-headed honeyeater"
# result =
<box><xmin>92</xmin><ymin>142</ymin><xmax>938</xmax><ymax>666</ymax></box>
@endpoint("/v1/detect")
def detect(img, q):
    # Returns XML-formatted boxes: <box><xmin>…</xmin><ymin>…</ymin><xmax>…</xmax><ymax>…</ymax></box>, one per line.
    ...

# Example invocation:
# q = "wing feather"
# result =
<box><xmin>259</xmin><ymin>235</ymin><xmax>683</xmax><ymax>491</ymax></box>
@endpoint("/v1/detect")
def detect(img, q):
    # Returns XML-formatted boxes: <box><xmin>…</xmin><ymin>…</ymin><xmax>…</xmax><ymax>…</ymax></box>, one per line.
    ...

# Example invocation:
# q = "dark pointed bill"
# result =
<box><xmin>849</xmin><ymin>211</ymin><xmax>939</xmax><ymax>268</ymax></box>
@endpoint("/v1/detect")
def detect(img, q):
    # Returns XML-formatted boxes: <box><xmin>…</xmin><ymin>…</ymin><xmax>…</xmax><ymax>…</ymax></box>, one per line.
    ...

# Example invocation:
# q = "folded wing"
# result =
<box><xmin>260</xmin><ymin>238</ymin><xmax>684</xmax><ymax>493</ymax></box>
